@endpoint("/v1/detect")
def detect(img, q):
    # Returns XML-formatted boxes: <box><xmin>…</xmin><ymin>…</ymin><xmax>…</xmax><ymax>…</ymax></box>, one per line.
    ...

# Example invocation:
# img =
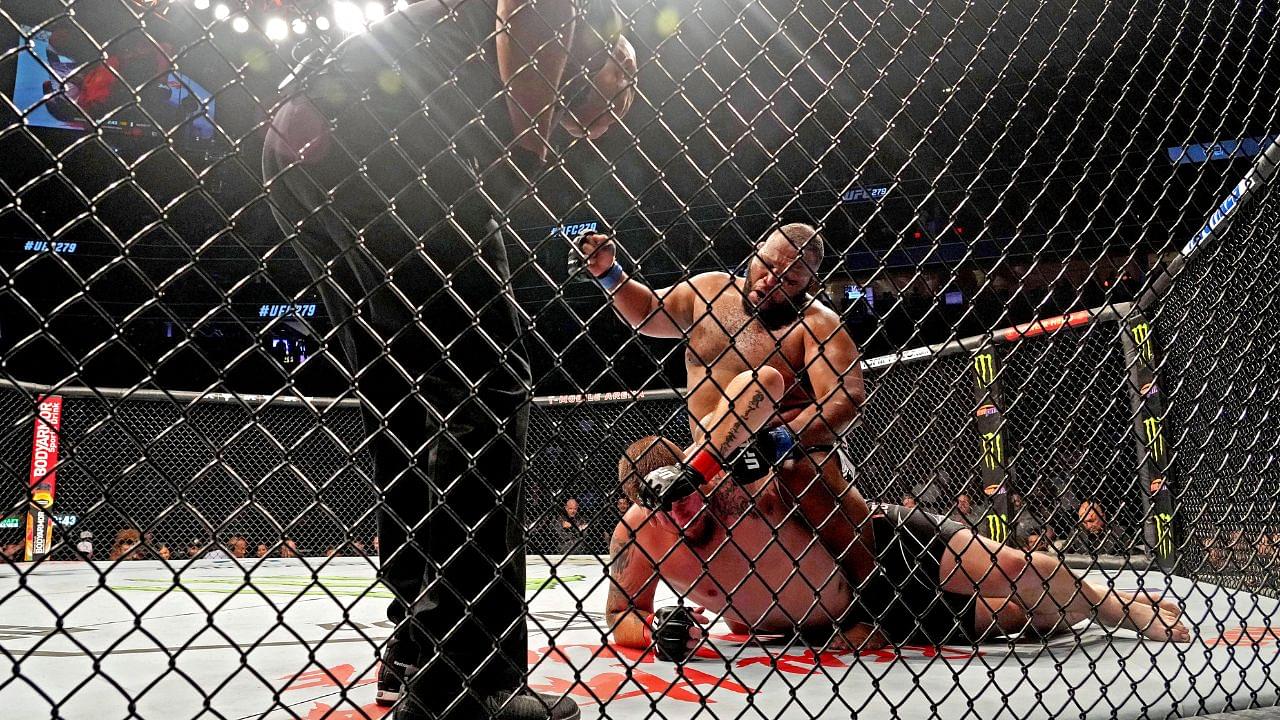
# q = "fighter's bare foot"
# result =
<box><xmin>1105</xmin><ymin>595</ymin><xmax>1190</xmax><ymax>642</ymax></box>
<box><xmin>1114</xmin><ymin>587</ymin><xmax>1182</xmax><ymax>621</ymax></box>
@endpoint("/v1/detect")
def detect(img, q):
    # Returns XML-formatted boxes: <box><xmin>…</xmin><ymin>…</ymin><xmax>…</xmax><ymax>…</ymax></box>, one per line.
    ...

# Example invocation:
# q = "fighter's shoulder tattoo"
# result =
<box><xmin>606</xmin><ymin>534</ymin><xmax>640</xmax><ymax>614</ymax></box>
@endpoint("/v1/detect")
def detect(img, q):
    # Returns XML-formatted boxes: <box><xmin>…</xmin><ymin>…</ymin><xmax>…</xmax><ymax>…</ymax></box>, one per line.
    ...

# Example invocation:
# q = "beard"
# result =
<box><xmin>743</xmin><ymin>291</ymin><xmax>807</xmax><ymax>330</ymax></box>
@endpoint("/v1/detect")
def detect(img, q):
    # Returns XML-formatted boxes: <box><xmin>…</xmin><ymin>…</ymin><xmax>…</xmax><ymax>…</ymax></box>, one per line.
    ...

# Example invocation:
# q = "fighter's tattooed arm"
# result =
<box><xmin>605</xmin><ymin>514</ymin><xmax>661</xmax><ymax>649</ymax></box>
<box><xmin>698</xmin><ymin>384</ymin><xmax>770</xmax><ymax>465</ymax></box>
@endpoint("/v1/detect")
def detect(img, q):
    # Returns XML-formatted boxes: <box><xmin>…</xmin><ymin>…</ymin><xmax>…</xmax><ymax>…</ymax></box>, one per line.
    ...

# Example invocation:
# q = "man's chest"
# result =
<box><xmin>686</xmin><ymin>299</ymin><xmax>806</xmax><ymax>371</ymax></box>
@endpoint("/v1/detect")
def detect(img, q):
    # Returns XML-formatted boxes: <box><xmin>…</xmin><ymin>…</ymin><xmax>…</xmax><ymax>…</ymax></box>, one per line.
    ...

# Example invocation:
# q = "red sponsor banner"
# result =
<box><xmin>1001</xmin><ymin>310</ymin><xmax>1092</xmax><ymax>342</ymax></box>
<box><xmin>24</xmin><ymin>395</ymin><xmax>63</xmax><ymax>561</ymax></box>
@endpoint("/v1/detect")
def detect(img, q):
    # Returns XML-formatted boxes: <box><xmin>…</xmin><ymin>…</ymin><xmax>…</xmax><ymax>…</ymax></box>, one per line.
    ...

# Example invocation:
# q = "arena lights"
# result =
<box><xmin>265</xmin><ymin>17</ymin><xmax>289</xmax><ymax>41</ymax></box>
<box><xmin>231</xmin><ymin>16</ymin><xmax>250</xmax><ymax>33</ymax></box>
<box><xmin>333</xmin><ymin>1</ymin><xmax>366</xmax><ymax>32</ymax></box>
<box><xmin>193</xmin><ymin>0</ymin><xmax>210</xmax><ymax>10</ymax></box>
<box><xmin>291</xmin><ymin>18</ymin><xmax>308</xmax><ymax>35</ymax></box>
<box><xmin>212</xmin><ymin>3</ymin><xmax>230</xmax><ymax>20</ymax></box>
<box><xmin>365</xmin><ymin>2</ymin><xmax>386</xmax><ymax>22</ymax></box>
<box><xmin>315</xmin><ymin>15</ymin><xmax>331</xmax><ymax>31</ymax></box>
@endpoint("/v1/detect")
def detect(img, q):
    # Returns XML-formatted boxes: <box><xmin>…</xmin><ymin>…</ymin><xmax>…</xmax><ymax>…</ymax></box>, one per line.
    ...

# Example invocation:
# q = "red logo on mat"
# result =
<box><xmin>528</xmin><ymin>642</ymin><xmax>983</xmax><ymax>705</ymax></box>
<box><xmin>1206</xmin><ymin>627</ymin><xmax>1280</xmax><ymax>647</ymax></box>
<box><xmin>303</xmin><ymin>703</ymin><xmax>389</xmax><ymax>719</ymax></box>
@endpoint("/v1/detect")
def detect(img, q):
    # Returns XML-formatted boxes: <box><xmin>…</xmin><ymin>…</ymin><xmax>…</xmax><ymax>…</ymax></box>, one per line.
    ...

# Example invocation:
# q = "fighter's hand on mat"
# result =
<box><xmin>576</xmin><ymin>232</ymin><xmax>617</xmax><ymax>278</ymax></box>
<box><xmin>650</xmin><ymin>605</ymin><xmax>710</xmax><ymax>662</ymax></box>
<box><xmin>830</xmin><ymin>622</ymin><xmax>888</xmax><ymax>652</ymax></box>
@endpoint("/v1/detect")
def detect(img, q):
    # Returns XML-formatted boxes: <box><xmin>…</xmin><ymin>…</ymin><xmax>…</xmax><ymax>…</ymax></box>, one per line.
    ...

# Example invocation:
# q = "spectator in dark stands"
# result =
<box><xmin>616</xmin><ymin>497</ymin><xmax>632</xmax><ymax>517</ymax></box>
<box><xmin>553</xmin><ymin>498</ymin><xmax>589</xmax><ymax>554</ymax></box>
<box><xmin>1023</xmin><ymin>528</ymin><xmax>1052</xmax><ymax>553</ymax></box>
<box><xmin>326</xmin><ymin>546</ymin><xmax>339</xmax><ymax>558</ymax></box>
<box><xmin>76</xmin><ymin>530</ymin><xmax>94</xmax><ymax>559</ymax></box>
<box><xmin>143</xmin><ymin>530</ymin><xmax>157</xmax><ymax>548</ymax></box>
<box><xmin>1260</xmin><ymin>532</ymin><xmax>1278</xmax><ymax>567</ymax></box>
<box><xmin>187</xmin><ymin>540</ymin><xmax>202</xmax><ymax>559</ymax></box>
<box><xmin>372</xmin><ymin>536</ymin><xmax>380</xmax><ymax>555</ymax></box>
<box><xmin>156</xmin><ymin>543</ymin><xmax>172</xmax><ymax>561</ymax></box>
<box><xmin>227</xmin><ymin>536</ymin><xmax>249</xmax><ymax>559</ymax></box>
<box><xmin>948</xmin><ymin>493</ymin><xmax>983</xmax><ymax>527</ymax></box>
<box><xmin>901</xmin><ymin>493</ymin><xmax>917</xmax><ymax>510</ymax></box>
<box><xmin>352</xmin><ymin>538</ymin><xmax>367</xmax><ymax>556</ymax></box>
<box><xmin>110</xmin><ymin>529</ymin><xmax>144</xmax><ymax>561</ymax></box>
<box><xmin>2</xmin><ymin>542</ymin><xmax>24</xmax><ymax>560</ymax></box>
<box><xmin>1009</xmin><ymin>493</ymin><xmax>1043</xmax><ymax>544</ymax></box>
<box><xmin>203</xmin><ymin>541</ymin><xmax>231</xmax><ymax>560</ymax></box>
<box><xmin>280</xmin><ymin>538</ymin><xmax>300</xmax><ymax>558</ymax></box>
<box><xmin>1066</xmin><ymin>499</ymin><xmax>1126</xmax><ymax>556</ymax></box>
<box><xmin>256</xmin><ymin>543</ymin><xmax>270</xmax><ymax>558</ymax></box>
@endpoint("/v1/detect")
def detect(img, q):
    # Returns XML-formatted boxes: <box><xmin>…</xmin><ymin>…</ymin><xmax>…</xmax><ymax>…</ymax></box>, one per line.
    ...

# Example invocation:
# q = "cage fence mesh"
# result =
<box><xmin>0</xmin><ymin>0</ymin><xmax>1277</xmax><ymax>717</ymax></box>
<box><xmin>1162</xmin><ymin>177</ymin><xmax>1280</xmax><ymax>596</ymax></box>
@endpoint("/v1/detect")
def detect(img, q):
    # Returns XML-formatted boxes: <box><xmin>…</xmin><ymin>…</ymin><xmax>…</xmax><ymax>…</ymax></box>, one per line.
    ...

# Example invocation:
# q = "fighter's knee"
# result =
<box><xmin>993</xmin><ymin>549</ymin><xmax>1032</xmax><ymax>584</ymax></box>
<box><xmin>746</xmin><ymin>366</ymin><xmax>784</xmax><ymax>397</ymax></box>
<box><xmin>983</xmin><ymin>597</ymin><xmax>1030</xmax><ymax>639</ymax></box>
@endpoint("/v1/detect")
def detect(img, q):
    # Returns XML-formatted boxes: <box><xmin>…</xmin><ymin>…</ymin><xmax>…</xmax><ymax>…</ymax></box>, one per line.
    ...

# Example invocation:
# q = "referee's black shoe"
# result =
<box><xmin>375</xmin><ymin>632</ymin><xmax>419</xmax><ymax>707</ymax></box>
<box><xmin>391</xmin><ymin>686</ymin><xmax>580</xmax><ymax>720</ymax></box>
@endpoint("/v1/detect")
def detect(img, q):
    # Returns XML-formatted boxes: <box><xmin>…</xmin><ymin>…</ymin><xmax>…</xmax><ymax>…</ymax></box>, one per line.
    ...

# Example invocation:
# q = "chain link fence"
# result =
<box><xmin>1161</xmin><ymin>178</ymin><xmax>1280</xmax><ymax>597</ymax></box>
<box><xmin>2</xmin><ymin>0</ymin><xmax>1280</xmax><ymax>718</ymax></box>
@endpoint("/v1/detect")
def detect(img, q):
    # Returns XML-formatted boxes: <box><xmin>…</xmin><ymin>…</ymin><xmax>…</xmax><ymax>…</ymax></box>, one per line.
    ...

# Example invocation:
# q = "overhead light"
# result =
<box><xmin>333</xmin><ymin>1</ymin><xmax>365</xmax><ymax>32</ymax></box>
<box><xmin>291</xmin><ymin>18</ymin><xmax>308</xmax><ymax>34</ymax></box>
<box><xmin>213</xmin><ymin>3</ymin><xmax>230</xmax><ymax>20</ymax></box>
<box><xmin>314</xmin><ymin>16</ymin><xmax>331</xmax><ymax>31</ymax></box>
<box><xmin>394</xmin><ymin>0</ymin><xmax>408</xmax><ymax>9</ymax></box>
<box><xmin>193</xmin><ymin>0</ymin><xmax>210</xmax><ymax>10</ymax></box>
<box><xmin>364</xmin><ymin>2</ymin><xmax>386</xmax><ymax>21</ymax></box>
<box><xmin>231</xmin><ymin>16</ymin><xmax>250</xmax><ymax>32</ymax></box>
<box><xmin>265</xmin><ymin>17</ymin><xmax>289</xmax><ymax>41</ymax></box>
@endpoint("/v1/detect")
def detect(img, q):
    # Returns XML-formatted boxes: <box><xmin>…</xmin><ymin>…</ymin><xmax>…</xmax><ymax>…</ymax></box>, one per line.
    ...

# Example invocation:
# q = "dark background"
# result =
<box><xmin>0</xmin><ymin>0</ymin><xmax>1275</xmax><ymax>400</ymax></box>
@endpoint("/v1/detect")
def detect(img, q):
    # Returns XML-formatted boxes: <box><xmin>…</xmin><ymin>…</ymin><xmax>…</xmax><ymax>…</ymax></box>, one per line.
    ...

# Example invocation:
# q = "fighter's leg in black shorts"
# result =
<box><xmin>866</xmin><ymin>503</ymin><xmax>1105</xmax><ymax>644</ymax></box>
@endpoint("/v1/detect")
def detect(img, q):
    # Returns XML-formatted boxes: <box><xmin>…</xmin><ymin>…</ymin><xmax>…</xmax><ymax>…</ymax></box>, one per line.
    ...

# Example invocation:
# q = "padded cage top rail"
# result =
<box><xmin>0</xmin><ymin>301</ymin><xmax>1135</xmax><ymax>409</ymax></box>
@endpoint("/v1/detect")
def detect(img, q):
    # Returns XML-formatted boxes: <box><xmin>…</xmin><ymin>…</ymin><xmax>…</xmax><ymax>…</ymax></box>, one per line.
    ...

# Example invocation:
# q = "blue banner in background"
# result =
<box><xmin>1168</xmin><ymin>135</ymin><xmax>1277</xmax><ymax>164</ymax></box>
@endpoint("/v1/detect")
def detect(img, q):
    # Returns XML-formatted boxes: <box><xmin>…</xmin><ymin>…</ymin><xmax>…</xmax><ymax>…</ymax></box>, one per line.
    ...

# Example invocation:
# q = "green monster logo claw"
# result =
<box><xmin>986</xmin><ymin>513</ymin><xmax>1009</xmax><ymax>543</ymax></box>
<box><xmin>974</xmin><ymin>353</ymin><xmax>997</xmax><ymax>387</ymax></box>
<box><xmin>1143</xmin><ymin>416</ymin><xmax>1166</xmax><ymax>461</ymax></box>
<box><xmin>1132</xmin><ymin>322</ymin><xmax>1154</xmax><ymax>362</ymax></box>
<box><xmin>1153</xmin><ymin>512</ymin><xmax>1174</xmax><ymax>559</ymax></box>
<box><xmin>980</xmin><ymin>431</ymin><xmax>1003</xmax><ymax>469</ymax></box>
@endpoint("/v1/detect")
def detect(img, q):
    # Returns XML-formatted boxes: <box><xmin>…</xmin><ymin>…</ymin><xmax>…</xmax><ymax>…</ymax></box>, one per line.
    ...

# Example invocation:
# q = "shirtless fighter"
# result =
<box><xmin>577</xmin><ymin>224</ymin><xmax>1188</xmax><ymax>657</ymax></box>
<box><xmin>608</xmin><ymin>427</ymin><xmax>1189</xmax><ymax>660</ymax></box>
<box><xmin>577</xmin><ymin>222</ymin><xmax>881</xmax><ymax>644</ymax></box>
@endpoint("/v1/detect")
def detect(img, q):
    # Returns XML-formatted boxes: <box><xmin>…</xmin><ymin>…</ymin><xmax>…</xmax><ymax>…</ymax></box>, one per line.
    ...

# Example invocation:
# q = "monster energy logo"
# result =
<box><xmin>986</xmin><ymin>513</ymin><xmax>1009</xmax><ymax>543</ymax></box>
<box><xmin>1131</xmin><ymin>322</ymin><xmax>1154</xmax><ymax>362</ymax></box>
<box><xmin>974</xmin><ymin>352</ymin><xmax>997</xmax><ymax>387</ymax></box>
<box><xmin>980</xmin><ymin>431</ymin><xmax>1003</xmax><ymax>469</ymax></box>
<box><xmin>1143</xmin><ymin>416</ymin><xmax>1165</xmax><ymax>461</ymax></box>
<box><xmin>1152</xmin><ymin>512</ymin><xmax>1174</xmax><ymax>559</ymax></box>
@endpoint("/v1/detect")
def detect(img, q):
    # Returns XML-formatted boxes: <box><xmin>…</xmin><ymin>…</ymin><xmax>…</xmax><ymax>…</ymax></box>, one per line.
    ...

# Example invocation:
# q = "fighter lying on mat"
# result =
<box><xmin>603</xmin><ymin>371</ymin><xmax>1190</xmax><ymax>661</ymax></box>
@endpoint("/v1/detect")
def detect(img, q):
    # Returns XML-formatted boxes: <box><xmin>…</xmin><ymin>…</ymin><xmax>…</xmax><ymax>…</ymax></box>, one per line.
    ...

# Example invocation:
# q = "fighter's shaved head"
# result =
<box><xmin>618</xmin><ymin>435</ymin><xmax>683</xmax><ymax>505</ymax></box>
<box><xmin>763</xmin><ymin>222</ymin><xmax>825</xmax><ymax>270</ymax></box>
